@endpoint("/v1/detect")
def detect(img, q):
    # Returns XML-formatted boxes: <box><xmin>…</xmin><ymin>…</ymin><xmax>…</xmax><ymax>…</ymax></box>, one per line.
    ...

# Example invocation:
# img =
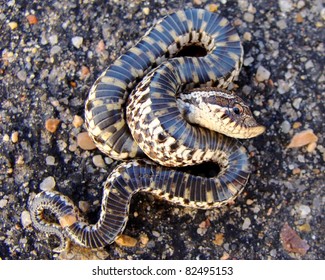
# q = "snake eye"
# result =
<box><xmin>233</xmin><ymin>104</ymin><xmax>243</xmax><ymax>115</ymax></box>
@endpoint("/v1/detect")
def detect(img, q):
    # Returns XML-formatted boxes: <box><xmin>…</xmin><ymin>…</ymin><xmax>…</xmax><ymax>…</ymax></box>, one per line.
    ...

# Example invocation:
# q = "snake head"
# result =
<box><xmin>177</xmin><ymin>88</ymin><xmax>265</xmax><ymax>139</ymax></box>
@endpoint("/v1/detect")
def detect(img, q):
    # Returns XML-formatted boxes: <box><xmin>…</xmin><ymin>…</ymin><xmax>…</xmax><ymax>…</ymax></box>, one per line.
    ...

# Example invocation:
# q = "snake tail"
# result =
<box><xmin>30</xmin><ymin>140</ymin><xmax>249</xmax><ymax>249</ymax></box>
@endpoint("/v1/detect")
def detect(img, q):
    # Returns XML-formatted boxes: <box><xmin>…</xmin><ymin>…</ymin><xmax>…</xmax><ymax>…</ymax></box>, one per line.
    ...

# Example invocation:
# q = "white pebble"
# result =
<box><xmin>298</xmin><ymin>205</ymin><xmax>311</xmax><ymax>218</ymax></box>
<box><xmin>278</xmin><ymin>0</ymin><xmax>293</xmax><ymax>12</ymax></box>
<box><xmin>243</xmin><ymin>12</ymin><xmax>254</xmax><ymax>23</ymax></box>
<box><xmin>242</xmin><ymin>217</ymin><xmax>251</xmax><ymax>230</ymax></box>
<box><xmin>48</xmin><ymin>34</ymin><xmax>58</xmax><ymax>45</ymax></box>
<box><xmin>297</xmin><ymin>155</ymin><xmax>305</xmax><ymax>163</ymax></box>
<box><xmin>293</xmin><ymin>98</ymin><xmax>302</xmax><ymax>110</ymax></box>
<box><xmin>45</xmin><ymin>156</ymin><xmax>56</xmax><ymax>165</ymax></box>
<box><xmin>142</xmin><ymin>7</ymin><xmax>150</xmax><ymax>15</ymax></box>
<box><xmin>297</xmin><ymin>0</ymin><xmax>305</xmax><ymax>9</ymax></box>
<box><xmin>243</xmin><ymin>31</ymin><xmax>252</xmax><ymax>41</ymax></box>
<box><xmin>50</xmin><ymin>45</ymin><xmax>61</xmax><ymax>56</ymax></box>
<box><xmin>280</xmin><ymin>120</ymin><xmax>291</xmax><ymax>133</ymax></box>
<box><xmin>78</xmin><ymin>201</ymin><xmax>90</xmax><ymax>213</ymax></box>
<box><xmin>92</xmin><ymin>155</ymin><xmax>106</xmax><ymax>168</ymax></box>
<box><xmin>72</xmin><ymin>36</ymin><xmax>83</xmax><ymax>48</ymax></box>
<box><xmin>276</xmin><ymin>19</ymin><xmax>287</xmax><ymax>29</ymax></box>
<box><xmin>152</xmin><ymin>230</ymin><xmax>160</xmax><ymax>238</ymax></box>
<box><xmin>243</xmin><ymin>57</ymin><xmax>254</xmax><ymax>66</ymax></box>
<box><xmin>40</xmin><ymin>176</ymin><xmax>56</xmax><ymax>191</ymax></box>
<box><xmin>104</xmin><ymin>157</ymin><xmax>113</xmax><ymax>165</ymax></box>
<box><xmin>305</xmin><ymin>60</ymin><xmax>314</xmax><ymax>69</ymax></box>
<box><xmin>21</xmin><ymin>210</ymin><xmax>32</xmax><ymax>228</ymax></box>
<box><xmin>17</xmin><ymin>70</ymin><xmax>27</xmax><ymax>81</ymax></box>
<box><xmin>3</xmin><ymin>134</ymin><xmax>10</xmax><ymax>142</ymax></box>
<box><xmin>0</xmin><ymin>199</ymin><xmax>8</xmax><ymax>208</ymax></box>
<box><xmin>256</xmin><ymin>66</ymin><xmax>271</xmax><ymax>82</ymax></box>
<box><xmin>277</xmin><ymin>79</ymin><xmax>290</xmax><ymax>94</ymax></box>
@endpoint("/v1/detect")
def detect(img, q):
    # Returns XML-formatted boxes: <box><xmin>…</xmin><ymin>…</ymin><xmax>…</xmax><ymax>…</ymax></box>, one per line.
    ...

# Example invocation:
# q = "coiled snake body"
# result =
<box><xmin>30</xmin><ymin>9</ymin><xmax>264</xmax><ymax>251</ymax></box>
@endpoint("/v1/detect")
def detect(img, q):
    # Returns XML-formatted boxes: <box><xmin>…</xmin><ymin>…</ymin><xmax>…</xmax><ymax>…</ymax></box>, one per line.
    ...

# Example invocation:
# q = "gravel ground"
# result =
<box><xmin>0</xmin><ymin>0</ymin><xmax>324</xmax><ymax>260</ymax></box>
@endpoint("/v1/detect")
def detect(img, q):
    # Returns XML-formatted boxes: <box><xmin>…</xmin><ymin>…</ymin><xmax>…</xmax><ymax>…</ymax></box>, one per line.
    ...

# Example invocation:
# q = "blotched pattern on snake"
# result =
<box><xmin>29</xmin><ymin>8</ymin><xmax>265</xmax><ymax>252</ymax></box>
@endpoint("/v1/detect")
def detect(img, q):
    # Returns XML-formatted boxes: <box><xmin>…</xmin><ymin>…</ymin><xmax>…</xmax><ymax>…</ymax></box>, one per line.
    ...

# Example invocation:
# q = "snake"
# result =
<box><xmin>29</xmin><ymin>8</ymin><xmax>265</xmax><ymax>252</ymax></box>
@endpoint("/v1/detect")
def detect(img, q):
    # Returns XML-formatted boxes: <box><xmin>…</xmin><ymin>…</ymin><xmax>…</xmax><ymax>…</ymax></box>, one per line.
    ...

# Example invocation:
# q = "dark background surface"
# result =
<box><xmin>0</xmin><ymin>0</ymin><xmax>324</xmax><ymax>259</ymax></box>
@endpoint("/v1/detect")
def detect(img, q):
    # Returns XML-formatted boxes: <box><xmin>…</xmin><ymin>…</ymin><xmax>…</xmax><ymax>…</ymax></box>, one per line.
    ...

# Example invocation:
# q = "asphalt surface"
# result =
<box><xmin>0</xmin><ymin>0</ymin><xmax>324</xmax><ymax>260</ymax></box>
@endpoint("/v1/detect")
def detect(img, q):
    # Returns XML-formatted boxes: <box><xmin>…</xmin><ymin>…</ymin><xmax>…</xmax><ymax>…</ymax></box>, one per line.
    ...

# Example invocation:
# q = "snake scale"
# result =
<box><xmin>29</xmin><ymin>9</ymin><xmax>265</xmax><ymax>252</ymax></box>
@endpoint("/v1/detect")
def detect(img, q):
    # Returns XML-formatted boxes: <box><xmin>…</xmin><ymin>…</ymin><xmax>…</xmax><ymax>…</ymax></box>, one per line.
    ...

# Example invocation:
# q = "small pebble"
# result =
<box><xmin>72</xmin><ymin>36</ymin><xmax>83</xmax><ymax>48</ymax></box>
<box><xmin>246</xmin><ymin>199</ymin><xmax>254</xmax><ymax>205</ymax></box>
<box><xmin>242</xmin><ymin>217</ymin><xmax>251</xmax><ymax>230</ymax></box>
<box><xmin>21</xmin><ymin>211</ymin><xmax>32</xmax><ymax>228</ymax></box>
<box><xmin>292</xmin><ymin>168</ymin><xmax>301</xmax><ymax>175</ymax></box>
<box><xmin>96</xmin><ymin>40</ymin><xmax>105</xmax><ymax>53</ymax></box>
<box><xmin>297</xmin><ymin>205</ymin><xmax>311</xmax><ymax>219</ymax></box>
<box><xmin>115</xmin><ymin>235</ymin><xmax>137</xmax><ymax>247</ymax></box>
<box><xmin>142</xmin><ymin>7</ymin><xmax>150</xmax><ymax>15</ymax></box>
<box><xmin>48</xmin><ymin>34</ymin><xmax>58</xmax><ymax>45</ymax></box>
<box><xmin>11</xmin><ymin>131</ymin><xmax>19</xmax><ymax>143</ymax></box>
<box><xmin>197</xmin><ymin>227</ymin><xmax>207</xmax><ymax>236</ymax></box>
<box><xmin>77</xmin><ymin>132</ymin><xmax>97</xmax><ymax>150</ymax></box>
<box><xmin>270</xmin><ymin>249</ymin><xmax>277</xmax><ymax>258</ymax></box>
<box><xmin>0</xmin><ymin>199</ymin><xmax>8</xmax><ymax>208</ymax></box>
<box><xmin>243</xmin><ymin>31</ymin><xmax>252</xmax><ymax>41</ymax></box>
<box><xmin>305</xmin><ymin>60</ymin><xmax>314</xmax><ymax>70</ymax></box>
<box><xmin>256</xmin><ymin>66</ymin><xmax>271</xmax><ymax>82</ymax></box>
<box><xmin>297</xmin><ymin>223</ymin><xmax>311</xmax><ymax>233</ymax></box>
<box><xmin>296</xmin><ymin>13</ymin><xmax>304</xmax><ymax>23</ymax></box>
<box><xmin>208</xmin><ymin>4</ymin><xmax>219</xmax><ymax>12</ymax></box>
<box><xmin>297</xmin><ymin>0</ymin><xmax>305</xmax><ymax>9</ymax></box>
<box><xmin>277</xmin><ymin>79</ymin><xmax>290</xmax><ymax>94</ymax></box>
<box><xmin>45</xmin><ymin>118</ymin><xmax>61</xmax><ymax>133</ymax></box>
<box><xmin>280</xmin><ymin>120</ymin><xmax>291</xmax><ymax>133</ymax></box>
<box><xmin>16</xmin><ymin>155</ymin><xmax>24</xmax><ymax>165</ymax></box>
<box><xmin>104</xmin><ymin>157</ymin><xmax>113</xmax><ymax>165</ymax></box>
<box><xmin>45</xmin><ymin>156</ymin><xmax>56</xmax><ymax>165</ymax></box>
<box><xmin>17</xmin><ymin>70</ymin><xmax>27</xmax><ymax>81</ymax></box>
<box><xmin>78</xmin><ymin>201</ymin><xmax>90</xmax><ymax>213</ymax></box>
<box><xmin>276</xmin><ymin>19</ymin><xmax>287</xmax><ymax>29</ymax></box>
<box><xmin>220</xmin><ymin>252</ymin><xmax>230</xmax><ymax>260</ymax></box>
<box><xmin>50</xmin><ymin>45</ymin><xmax>62</xmax><ymax>56</ymax></box>
<box><xmin>242</xmin><ymin>85</ymin><xmax>252</xmax><ymax>95</ymax></box>
<box><xmin>292</xmin><ymin>98</ymin><xmax>302</xmax><ymax>110</ymax></box>
<box><xmin>72</xmin><ymin>115</ymin><xmax>84</xmax><ymax>128</ymax></box>
<box><xmin>152</xmin><ymin>231</ymin><xmax>160</xmax><ymax>238</ymax></box>
<box><xmin>243</xmin><ymin>57</ymin><xmax>254</xmax><ymax>66</ymax></box>
<box><xmin>3</xmin><ymin>134</ymin><xmax>10</xmax><ymax>142</ymax></box>
<box><xmin>92</xmin><ymin>155</ymin><xmax>106</xmax><ymax>168</ymax></box>
<box><xmin>8</xmin><ymin>21</ymin><xmax>18</xmax><ymax>30</ymax></box>
<box><xmin>293</xmin><ymin>122</ymin><xmax>302</xmax><ymax>129</ymax></box>
<box><xmin>243</xmin><ymin>12</ymin><xmax>254</xmax><ymax>23</ymax></box>
<box><xmin>139</xmin><ymin>233</ymin><xmax>149</xmax><ymax>247</ymax></box>
<box><xmin>26</xmin><ymin>14</ymin><xmax>38</xmax><ymax>25</ymax></box>
<box><xmin>213</xmin><ymin>233</ymin><xmax>224</xmax><ymax>246</ymax></box>
<box><xmin>80</xmin><ymin>66</ymin><xmax>90</xmax><ymax>80</ymax></box>
<box><xmin>40</xmin><ymin>176</ymin><xmax>56</xmax><ymax>191</ymax></box>
<box><xmin>278</xmin><ymin>0</ymin><xmax>293</xmax><ymax>12</ymax></box>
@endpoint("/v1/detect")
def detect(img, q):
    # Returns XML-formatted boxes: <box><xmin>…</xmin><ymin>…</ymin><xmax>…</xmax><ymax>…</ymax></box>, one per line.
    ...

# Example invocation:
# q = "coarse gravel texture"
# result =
<box><xmin>0</xmin><ymin>0</ymin><xmax>324</xmax><ymax>260</ymax></box>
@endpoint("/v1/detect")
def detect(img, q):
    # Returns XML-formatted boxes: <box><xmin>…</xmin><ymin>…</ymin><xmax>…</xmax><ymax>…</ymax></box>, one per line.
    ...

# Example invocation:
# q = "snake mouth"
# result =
<box><xmin>241</xmin><ymin>124</ymin><xmax>266</xmax><ymax>139</ymax></box>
